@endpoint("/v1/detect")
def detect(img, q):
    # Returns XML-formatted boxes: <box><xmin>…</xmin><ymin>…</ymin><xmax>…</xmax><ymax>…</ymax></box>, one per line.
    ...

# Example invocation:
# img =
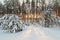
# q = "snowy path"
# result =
<box><xmin>0</xmin><ymin>25</ymin><xmax>60</xmax><ymax>40</ymax></box>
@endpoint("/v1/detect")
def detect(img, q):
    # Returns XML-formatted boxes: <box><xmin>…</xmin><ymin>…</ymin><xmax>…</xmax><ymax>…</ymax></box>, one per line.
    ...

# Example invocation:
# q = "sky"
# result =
<box><xmin>0</xmin><ymin>0</ymin><xmax>4</xmax><ymax>4</ymax></box>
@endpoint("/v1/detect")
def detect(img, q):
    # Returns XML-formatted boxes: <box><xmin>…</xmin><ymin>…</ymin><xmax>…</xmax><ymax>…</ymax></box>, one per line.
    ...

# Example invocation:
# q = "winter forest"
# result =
<box><xmin>0</xmin><ymin>0</ymin><xmax>60</xmax><ymax>40</ymax></box>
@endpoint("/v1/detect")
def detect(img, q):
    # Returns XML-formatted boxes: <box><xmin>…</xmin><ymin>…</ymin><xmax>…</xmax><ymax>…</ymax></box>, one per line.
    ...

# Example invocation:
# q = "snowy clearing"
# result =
<box><xmin>0</xmin><ymin>14</ymin><xmax>60</xmax><ymax>40</ymax></box>
<box><xmin>0</xmin><ymin>25</ymin><xmax>60</xmax><ymax>40</ymax></box>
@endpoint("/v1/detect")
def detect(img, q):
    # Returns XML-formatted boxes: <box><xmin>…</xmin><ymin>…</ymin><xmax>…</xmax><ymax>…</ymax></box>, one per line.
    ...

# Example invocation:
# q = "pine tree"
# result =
<box><xmin>4</xmin><ymin>0</ymin><xmax>10</xmax><ymax>14</ymax></box>
<box><xmin>44</xmin><ymin>3</ymin><xmax>53</xmax><ymax>27</ymax></box>
<box><xmin>4</xmin><ymin>0</ymin><xmax>20</xmax><ymax>14</ymax></box>
<box><xmin>42</xmin><ymin>0</ymin><xmax>60</xmax><ymax>27</ymax></box>
<box><xmin>13</xmin><ymin>0</ymin><xmax>21</xmax><ymax>14</ymax></box>
<box><xmin>53</xmin><ymin>0</ymin><xmax>59</xmax><ymax>16</ymax></box>
<box><xmin>31</xmin><ymin>0</ymin><xmax>35</xmax><ymax>14</ymax></box>
<box><xmin>0</xmin><ymin>2</ymin><xmax>5</xmax><ymax>14</ymax></box>
<box><xmin>0</xmin><ymin>14</ymin><xmax>24</xmax><ymax>33</ymax></box>
<box><xmin>22</xmin><ymin>0</ymin><xmax>26</xmax><ymax>14</ymax></box>
<box><xmin>36</xmin><ymin>0</ymin><xmax>38</xmax><ymax>13</ymax></box>
<box><xmin>26</xmin><ymin>0</ymin><xmax>30</xmax><ymax>4</ymax></box>
<box><xmin>26</xmin><ymin>0</ymin><xmax>30</xmax><ymax>14</ymax></box>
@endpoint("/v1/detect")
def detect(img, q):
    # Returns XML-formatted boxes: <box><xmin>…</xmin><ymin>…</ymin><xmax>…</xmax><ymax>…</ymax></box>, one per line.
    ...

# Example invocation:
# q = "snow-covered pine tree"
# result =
<box><xmin>4</xmin><ymin>0</ymin><xmax>21</xmax><ymax>14</ymax></box>
<box><xmin>43</xmin><ymin>0</ymin><xmax>60</xmax><ymax>27</ymax></box>
<box><xmin>43</xmin><ymin>3</ymin><xmax>53</xmax><ymax>27</ymax></box>
<box><xmin>0</xmin><ymin>14</ymin><xmax>25</xmax><ymax>33</ymax></box>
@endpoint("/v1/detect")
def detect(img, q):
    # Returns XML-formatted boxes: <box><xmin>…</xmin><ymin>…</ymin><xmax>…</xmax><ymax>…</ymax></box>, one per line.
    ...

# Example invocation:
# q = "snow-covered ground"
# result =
<box><xmin>0</xmin><ymin>14</ymin><xmax>60</xmax><ymax>40</ymax></box>
<box><xmin>0</xmin><ymin>24</ymin><xmax>60</xmax><ymax>40</ymax></box>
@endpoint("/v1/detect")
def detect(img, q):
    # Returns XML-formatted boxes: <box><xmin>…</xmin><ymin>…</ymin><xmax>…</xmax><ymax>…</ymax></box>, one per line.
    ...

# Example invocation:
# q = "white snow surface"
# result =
<box><xmin>0</xmin><ymin>25</ymin><xmax>60</xmax><ymax>40</ymax></box>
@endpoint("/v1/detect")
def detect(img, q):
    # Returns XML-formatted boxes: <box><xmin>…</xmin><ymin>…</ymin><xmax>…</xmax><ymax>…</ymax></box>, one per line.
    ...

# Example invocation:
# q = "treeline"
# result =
<box><xmin>0</xmin><ymin>0</ymin><xmax>59</xmax><ymax>15</ymax></box>
<box><xmin>0</xmin><ymin>0</ymin><xmax>60</xmax><ymax>27</ymax></box>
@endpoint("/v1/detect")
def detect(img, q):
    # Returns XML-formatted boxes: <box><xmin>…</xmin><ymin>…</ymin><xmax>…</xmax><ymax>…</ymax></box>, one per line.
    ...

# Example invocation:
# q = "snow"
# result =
<box><xmin>0</xmin><ymin>14</ymin><xmax>60</xmax><ymax>40</ymax></box>
<box><xmin>0</xmin><ymin>25</ymin><xmax>60</xmax><ymax>40</ymax></box>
